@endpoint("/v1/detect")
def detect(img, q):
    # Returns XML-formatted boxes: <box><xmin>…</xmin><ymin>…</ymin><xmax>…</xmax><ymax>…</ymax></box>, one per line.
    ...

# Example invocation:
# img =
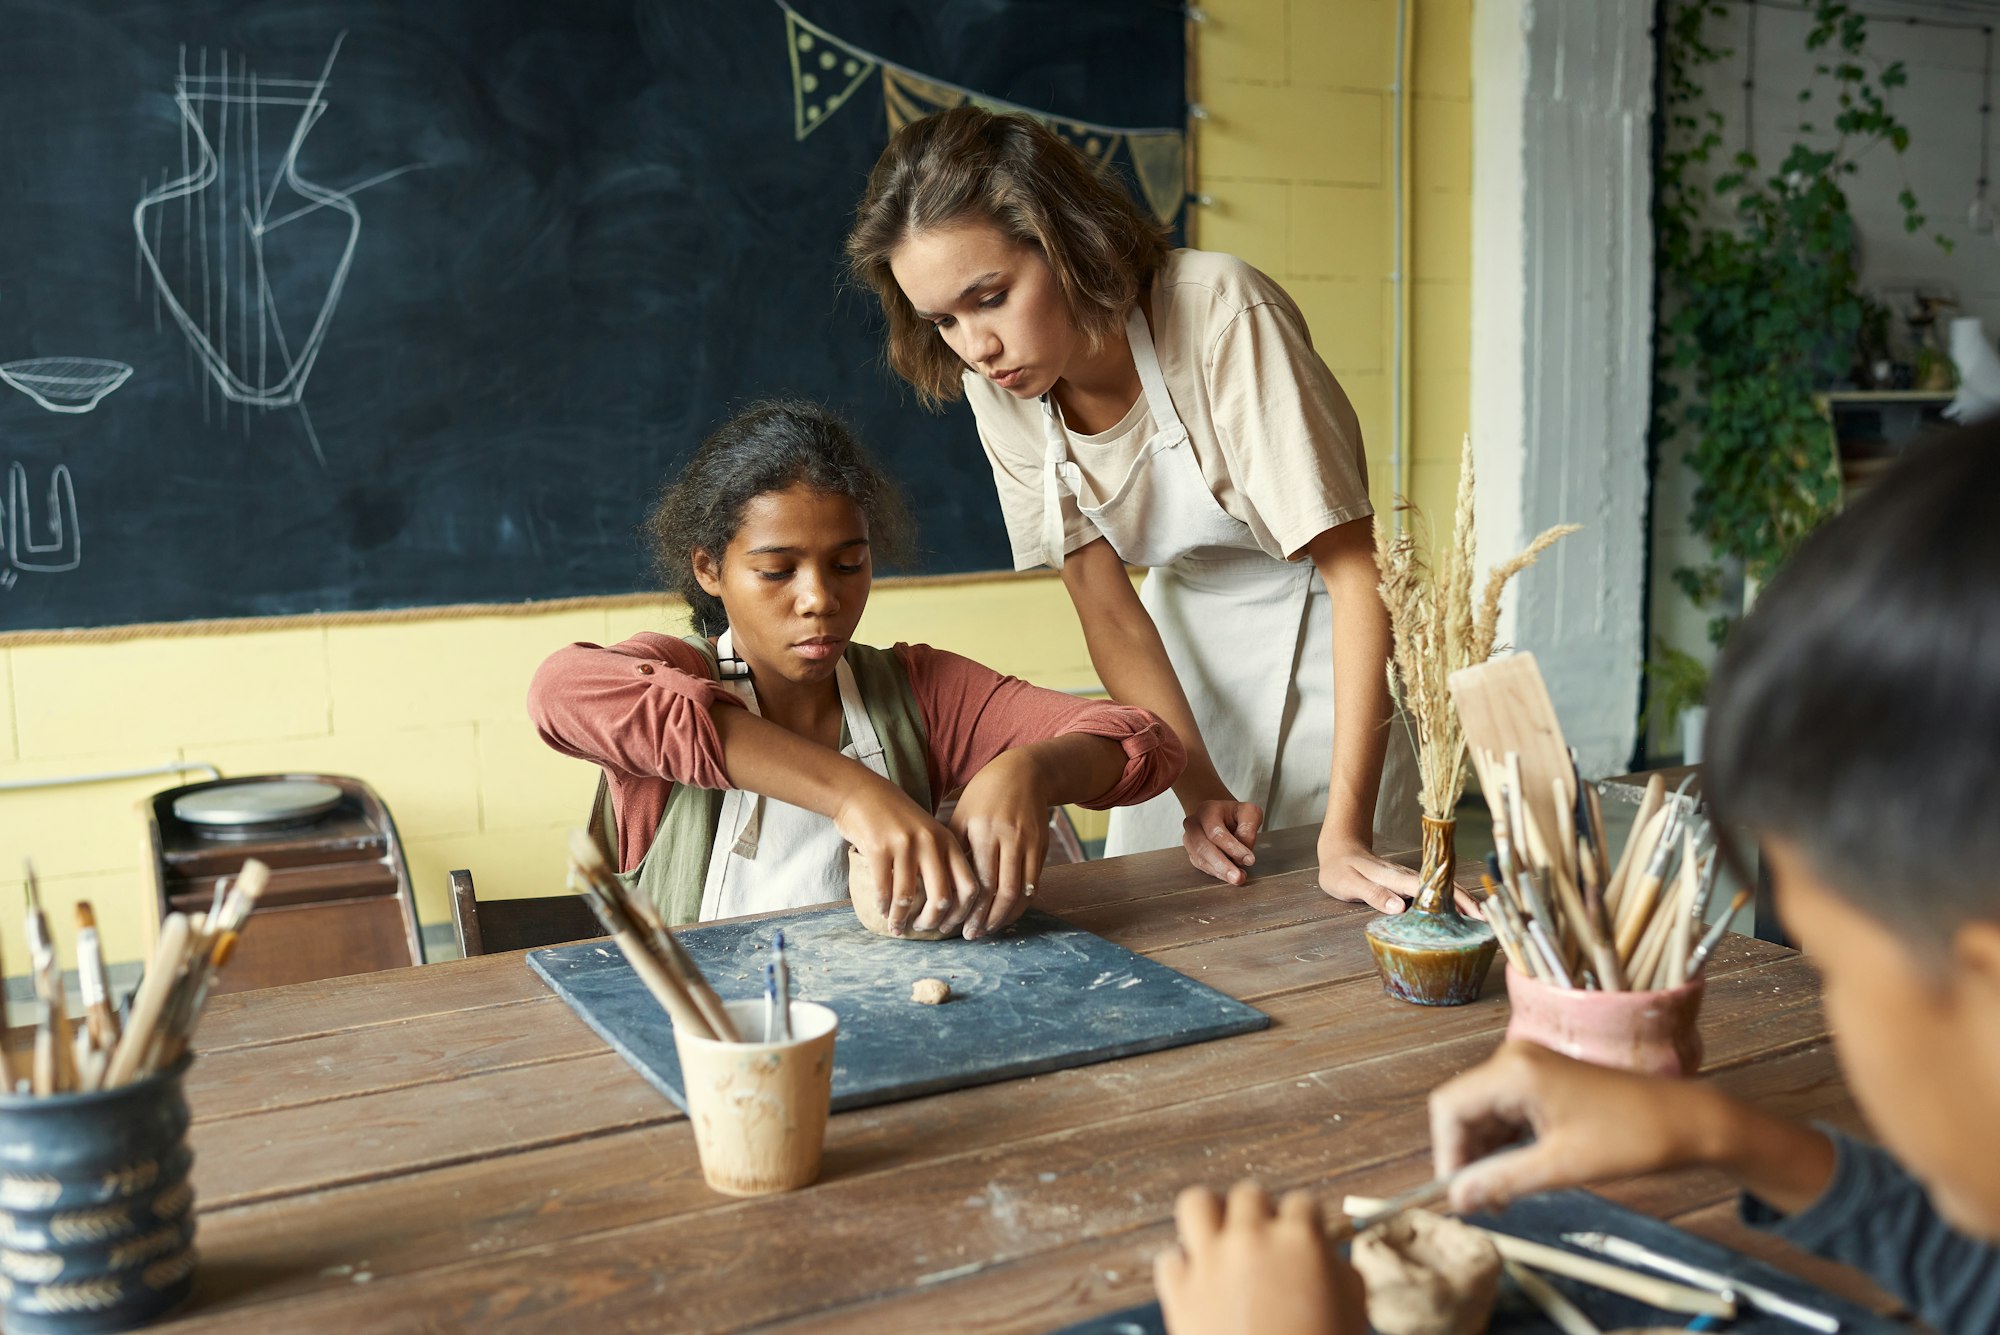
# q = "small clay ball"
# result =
<box><xmin>1350</xmin><ymin>1209</ymin><xmax>1501</xmax><ymax>1335</ymax></box>
<box><xmin>910</xmin><ymin>978</ymin><xmax>952</xmax><ymax>1005</ymax></box>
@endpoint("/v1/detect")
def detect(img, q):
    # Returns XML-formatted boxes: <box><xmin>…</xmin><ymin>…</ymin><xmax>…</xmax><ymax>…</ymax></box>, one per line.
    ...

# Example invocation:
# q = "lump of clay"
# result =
<box><xmin>1350</xmin><ymin>1209</ymin><xmax>1500</xmax><ymax>1335</ymax></box>
<box><xmin>848</xmin><ymin>846</ymin><xmax>947</xmax><ymax>940</ymax></box>
<box><xmin>910</xmin><ymin>978</ymin><xmax>952</xmax><ymax>1005</ymax></box>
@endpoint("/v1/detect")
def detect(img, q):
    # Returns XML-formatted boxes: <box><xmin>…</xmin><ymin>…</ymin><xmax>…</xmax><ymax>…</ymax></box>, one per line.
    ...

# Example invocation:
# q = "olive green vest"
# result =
<box><xmin>588</xmin><ymin>637</ymin><xmax>932</xmax><ymax>926</ymax></box>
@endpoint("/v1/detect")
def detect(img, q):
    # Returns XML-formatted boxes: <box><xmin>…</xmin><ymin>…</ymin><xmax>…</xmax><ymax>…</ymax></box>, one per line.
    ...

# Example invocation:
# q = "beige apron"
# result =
<box><xmin>1039</xmin><ymin>307</ymin><xmax>1419</xmax><ymax>856</ymax></box>
<box><xmin>697</xmin><ymin>629</ymin><xmax>893</xmax><ymax>920</ymax></box>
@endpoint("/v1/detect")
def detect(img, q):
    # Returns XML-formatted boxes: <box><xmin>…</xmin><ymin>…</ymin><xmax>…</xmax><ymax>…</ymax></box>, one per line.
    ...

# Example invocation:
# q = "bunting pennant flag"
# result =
<box><xmin>778</xmin><ymin>1</ymin><xmax>1186</xmax><ymax>228</ymax></box>
<box><xmin>785</xmin><ymin>6</ymin><xmax>877</xmax><ymax>139</ymax></box>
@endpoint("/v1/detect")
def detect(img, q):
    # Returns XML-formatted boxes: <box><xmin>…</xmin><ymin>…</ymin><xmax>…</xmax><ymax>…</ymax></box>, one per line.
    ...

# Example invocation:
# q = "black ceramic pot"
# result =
<box><xmin>0</xmin><ymin>1056</ymin><xmax>197</xmax><ymax>1333</ymax></box>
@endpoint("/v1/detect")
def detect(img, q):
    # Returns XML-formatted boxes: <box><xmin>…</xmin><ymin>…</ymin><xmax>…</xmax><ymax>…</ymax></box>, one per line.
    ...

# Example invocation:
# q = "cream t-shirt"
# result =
<box><xmin>965</xmin><ymin>249</ymin><xmax>1373</xmax><ymax>570</ymax></box>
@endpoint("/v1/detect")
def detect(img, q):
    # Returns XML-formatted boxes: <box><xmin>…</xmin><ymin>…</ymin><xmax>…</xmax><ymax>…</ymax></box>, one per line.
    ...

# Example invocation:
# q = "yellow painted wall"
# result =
<box><xmin>1198</xmin><ymin>0</ymin><xmax>1473</xmax><ymax>526</ymax></box>
<box><xmin>0</xmin><ymin>0</ymin><xmax>1472</xmax><ymax>973</ymax></box>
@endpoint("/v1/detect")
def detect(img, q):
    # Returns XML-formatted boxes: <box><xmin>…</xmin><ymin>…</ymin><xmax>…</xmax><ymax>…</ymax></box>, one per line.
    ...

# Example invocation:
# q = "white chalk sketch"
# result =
<box><xmin>6</xmin><ymin>462</ymin><xmax>81</xmax><ymax>574</ymax></box>
<box><xmin>132</xmin><ymin>35</ymin><xmax>424</xmax><ymax>465</ymax></box>
<box><xmin>0</xmin><ymin>358</ymin><xmax>134</xmax><ymax>414</ymax></box>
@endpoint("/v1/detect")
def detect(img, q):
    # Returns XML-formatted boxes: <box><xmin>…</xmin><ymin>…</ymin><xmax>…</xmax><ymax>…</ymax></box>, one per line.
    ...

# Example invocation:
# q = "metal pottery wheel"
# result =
<box><xmin>172</xmin><ymin>780</ymin><xmax>343</xmax><ymax>839</ymax></box>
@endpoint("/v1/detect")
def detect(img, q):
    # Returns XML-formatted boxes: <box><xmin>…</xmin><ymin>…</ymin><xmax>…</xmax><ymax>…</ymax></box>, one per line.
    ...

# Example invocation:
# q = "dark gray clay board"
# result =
<box><xmin>528</xmin><ymin>905</ymin><xmax>1269</xmax><ymax>1113</ymax></box>
<box><xmin>1052</xmin><ymin>1188</ymin><xmax>1896</xmax><ymax>1334</ymax></box>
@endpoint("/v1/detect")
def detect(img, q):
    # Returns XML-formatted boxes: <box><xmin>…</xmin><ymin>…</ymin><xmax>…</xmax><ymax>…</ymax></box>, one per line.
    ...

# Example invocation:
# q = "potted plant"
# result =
<box><xmin>1642</xmin><ymin>642</ymin><xmax>1710</xmax><ymax>764</ymax></box>
<box><xmin>1656</xmin><ymin>0</ymin><xmax>1949</xmax><ymax>651</ymax></box>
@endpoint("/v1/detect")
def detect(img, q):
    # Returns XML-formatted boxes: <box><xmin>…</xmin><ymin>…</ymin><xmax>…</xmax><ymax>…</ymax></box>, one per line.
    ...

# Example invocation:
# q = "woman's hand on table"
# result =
<box><xmin>835</xmin><ymin>778</ymin><xmax>982</xmax><ymax>937</ymax></box>
<box><xmin>947</xmin><ymin>750</ymin><xmax>1052</xmax><ymax>939</ymax></box>
<box><xmin>1182</xmin><ymin>798</ymin><xmax>1264</xmax><ymax>886</ymax></box>
<box><xmin>1315</xmin><ymin>830</ymin><xmax>1422</xmax><ymax>914</ymax></box>
<box><xmin>1156</xmin><ymin>1182</ymin><xmax>1364</xmax><ymax>1335</ymax></box>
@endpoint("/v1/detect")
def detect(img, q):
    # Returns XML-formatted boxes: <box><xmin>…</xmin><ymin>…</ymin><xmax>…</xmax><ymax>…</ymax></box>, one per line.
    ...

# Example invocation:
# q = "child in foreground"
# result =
<box><xmin>529</xmin><ymin>400</ymin><xmax>1183</xmax><ymax>938</ymax></box>
<box><xmin>1155</xmin><ymin>414</ymin><xmax>2000</xmax><ymax>1334</ymax></box>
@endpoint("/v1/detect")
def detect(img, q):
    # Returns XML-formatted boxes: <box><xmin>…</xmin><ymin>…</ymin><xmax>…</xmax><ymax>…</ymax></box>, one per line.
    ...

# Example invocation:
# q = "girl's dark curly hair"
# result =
<box><xmin>645</xmin><ymin>400</ymin><xmax>916</xmax><ymax>634</ymax></box>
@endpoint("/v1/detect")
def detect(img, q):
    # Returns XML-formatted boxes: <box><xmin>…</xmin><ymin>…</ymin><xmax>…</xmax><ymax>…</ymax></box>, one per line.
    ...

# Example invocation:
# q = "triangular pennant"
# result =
<box><xmin>1126</xmin><ymin>130</ymin><xmax>1187</xmax><ymax>226</ymax></box>
<box><xmin>785</xmin><ymin>8</ymin><xmax>877</xmax><ymax>140</ymax></box>
<box><xmin>882</xmin><ymin>66</ymin><xmax>965</xmax><ymax>135</ymax></box>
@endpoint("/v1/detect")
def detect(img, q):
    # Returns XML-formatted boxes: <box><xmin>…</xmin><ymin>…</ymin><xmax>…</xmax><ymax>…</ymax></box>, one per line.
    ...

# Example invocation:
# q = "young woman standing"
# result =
<box><xmin>847</xmin><ymin>107</ymin><xmax>1420</xmax><ymax>910</ymax></box>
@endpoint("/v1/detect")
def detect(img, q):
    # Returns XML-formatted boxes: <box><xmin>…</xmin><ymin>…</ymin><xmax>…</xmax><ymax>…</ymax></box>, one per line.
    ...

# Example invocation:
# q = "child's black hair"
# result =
<box><xmin>1704</xmin><ymin>413</ymin><xmax>2000</xmax><ymax>950</ymax></box>
<box><xmin>645</xmin><ymin>399</ymin><xmax>916</xmax><ymax>634</ymax></box>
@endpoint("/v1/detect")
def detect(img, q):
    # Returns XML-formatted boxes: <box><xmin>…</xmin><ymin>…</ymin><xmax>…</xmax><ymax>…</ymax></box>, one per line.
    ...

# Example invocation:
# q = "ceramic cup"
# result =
<box><xmin>674</xmin><ymin>999</ymin><xmax>839</xmax><ymax>1196</ymax></box>
<box><xmin>1503</xmin><ymin>964</ymin><xmax>1705</xmax><ymax>1077</ymax></box>
<box><xmin>0</xmin><ymin>1056</ymin><xmax>199</xmax><ymax>1334</ymax></box>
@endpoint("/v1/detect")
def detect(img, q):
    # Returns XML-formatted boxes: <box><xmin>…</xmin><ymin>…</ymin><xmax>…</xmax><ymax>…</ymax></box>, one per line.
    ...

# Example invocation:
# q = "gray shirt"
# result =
<box><xmin>1746</xmin><ymin>1128</ymin><xmax>2000</xmax><ymax>1333</ymax></box>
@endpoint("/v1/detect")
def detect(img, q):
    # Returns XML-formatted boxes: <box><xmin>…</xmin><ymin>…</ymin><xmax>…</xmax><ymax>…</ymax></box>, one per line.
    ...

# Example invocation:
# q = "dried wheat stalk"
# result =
<box><xmin>1377</xmin><ymin>435</ymin><xmax>1581</xmax><ymax>820</ymax></box>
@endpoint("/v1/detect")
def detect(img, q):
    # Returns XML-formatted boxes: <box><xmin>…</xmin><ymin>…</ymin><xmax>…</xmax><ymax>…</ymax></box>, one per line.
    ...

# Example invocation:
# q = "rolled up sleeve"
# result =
<box><xmin>526</xmin><ymin>633</ymin><xmax>745</xmax><ymax>792</ymax></box>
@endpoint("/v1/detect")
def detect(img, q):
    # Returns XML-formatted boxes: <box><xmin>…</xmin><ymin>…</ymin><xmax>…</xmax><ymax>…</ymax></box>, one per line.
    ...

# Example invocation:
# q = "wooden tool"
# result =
<box><xmin>106</xmin><ymin>914</ymin><xmax>192</xmax><ymax>1088</ymax></box>
<box><xmin>1506</xmin><ymin>1258</ymin><xmax>1605</xmax><ymax>1335</ymax></box>
<box><xmin>24</xmin><ymin>863</ymin><xmax>77</xmax><ymax>1095</ymax></box>
<box><xmin>1450</xmin><ymin>653</ymin><xmax>1575</xmax><ymax>876</ymax></box>
<box><xmin>566</xmin><ymin>829</ymin><xmax>738</xmax><ymax>1042</ymax></box>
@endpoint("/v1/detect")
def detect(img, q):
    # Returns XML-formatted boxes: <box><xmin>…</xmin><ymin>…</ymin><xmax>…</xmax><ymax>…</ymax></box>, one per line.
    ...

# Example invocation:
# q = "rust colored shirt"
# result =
<box><xmin>528</xmin><ymin>632</ymin><xmax>1185</xmax><ymax>873</ymax></box>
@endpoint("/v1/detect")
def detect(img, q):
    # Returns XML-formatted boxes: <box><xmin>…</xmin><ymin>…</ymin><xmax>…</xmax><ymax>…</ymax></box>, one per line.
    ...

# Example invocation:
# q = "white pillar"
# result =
<box><xmin>1470</xmin><ymin>0</ymin><xmax>1656</xmax><ymax>776</ymax></box>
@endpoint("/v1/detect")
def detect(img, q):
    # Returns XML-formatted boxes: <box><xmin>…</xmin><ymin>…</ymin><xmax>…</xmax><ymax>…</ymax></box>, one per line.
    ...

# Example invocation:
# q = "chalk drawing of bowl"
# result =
<box><xmin>0</xmin><ymin>357</ymin><xmax>135</xmax><ymax>414</ymax></box>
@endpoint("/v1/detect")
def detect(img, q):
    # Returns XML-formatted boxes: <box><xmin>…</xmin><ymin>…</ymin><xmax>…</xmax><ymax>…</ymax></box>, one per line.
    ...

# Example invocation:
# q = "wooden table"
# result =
<box><xmin>159</xmin><ymin>826</ymin><xmax>1890</xmax><ymax>1332</ymax></box>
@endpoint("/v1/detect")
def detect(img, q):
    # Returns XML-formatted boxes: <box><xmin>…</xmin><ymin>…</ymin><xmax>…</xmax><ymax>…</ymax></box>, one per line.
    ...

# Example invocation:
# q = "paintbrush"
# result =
<box><xmin>74</xmin><ymin>902</ymin><xmax>120</xmax><ymax>1062</ymax></box>
<box><xmin>105</xmin><ymin>914</ymin><xmax>193</xmax><ymax>1088</ymax></box>
<box><xmin>24</xmin><ymin>863</ymin><xmax>77</xmax><ymax>1095</ymax></box>
<box><xmin>566</xmin><ymin>830</ymin><xmax>733</xmax><ymax>1041</ymax></box>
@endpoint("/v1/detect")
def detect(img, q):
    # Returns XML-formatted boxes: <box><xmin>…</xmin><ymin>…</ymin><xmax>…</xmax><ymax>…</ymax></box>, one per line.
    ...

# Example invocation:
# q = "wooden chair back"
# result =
<box><xmin>449</xmin><ymin>870</ymin><xmax>603</xmax><ymax>958</ymax></box>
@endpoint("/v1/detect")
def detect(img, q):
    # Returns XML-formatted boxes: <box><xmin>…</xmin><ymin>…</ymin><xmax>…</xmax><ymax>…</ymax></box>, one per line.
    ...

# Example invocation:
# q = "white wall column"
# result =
<box><xmin>1470</xmin><ymin>0</ymin><xmax>1656</xmax><ymax>776</ymax></box>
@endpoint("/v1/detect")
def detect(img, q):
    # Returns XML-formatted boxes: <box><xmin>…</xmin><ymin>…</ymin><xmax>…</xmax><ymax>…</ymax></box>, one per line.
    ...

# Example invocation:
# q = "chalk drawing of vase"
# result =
<box><xmin>133</xmin><ymin>36</ymin><xmax>362</xmax><ymax>456</ymax></box>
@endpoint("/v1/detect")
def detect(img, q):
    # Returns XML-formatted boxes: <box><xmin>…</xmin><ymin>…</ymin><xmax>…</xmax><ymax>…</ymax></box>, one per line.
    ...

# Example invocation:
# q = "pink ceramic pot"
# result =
<box><xmin>1503</xmin><ymin>965</ymin><xmax>1705</xmax><ymax>1077</ymax></box>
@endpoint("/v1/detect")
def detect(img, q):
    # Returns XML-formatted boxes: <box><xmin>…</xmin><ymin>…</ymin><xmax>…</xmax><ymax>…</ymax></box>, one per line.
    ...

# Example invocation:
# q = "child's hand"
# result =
<box><xmin>1431</xmin><ymin>1041</ymin><xmax>1721</xmax><ymax>1212</ymax></box>
<box><xmin>1433</xmin><ymin>1041</ymin><xmax>1840</xmax><ymax>1216</ymax></box>
<box><xmin>835</xmin><ymin>778</ymin><xmax>981</xmax><ymax>936</ymax></box>
<box><xmin>947</xmin><ymin>751</ymin><xmax>1051</xmax><ymax>939</ymax></box>
<box><xmin>1155</xmin><ymin>1182</ymin><xmax>1364</xmax><ymax>1335</ymax></box>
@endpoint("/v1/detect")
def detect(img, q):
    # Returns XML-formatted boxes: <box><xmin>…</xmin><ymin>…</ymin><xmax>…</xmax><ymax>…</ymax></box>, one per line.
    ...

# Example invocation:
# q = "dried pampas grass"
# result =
<box><xmin>1377</xmin><ymin>436</ymin><xmax>1579</xmax><ymax>820</ymax></box>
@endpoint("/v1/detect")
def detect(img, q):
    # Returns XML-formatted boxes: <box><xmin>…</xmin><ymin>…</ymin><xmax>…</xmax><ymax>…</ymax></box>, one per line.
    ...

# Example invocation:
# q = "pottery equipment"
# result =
<box><xmin>673</xmin><ymin>1000</ymin><xmax>838</xmax><ymax>1196</ymax></box>
<box><xmin>1365</xmin><ymin>817</ymin><xmax>1498</xmax><ymax>1006</ymax></box>
<box><xmin>1502</xmin><ymin>965</ymin><xmax>1704</xmax><ymax>1078</ymax></box>
<box><xmin>1054</xmin><ymin>1189</ymin><xmax>1893</xmax><ymax>1335</ymax></box>
<box><xmin>0</xmin><ymin>1058</ymin><xmax>198</xmax><ymax>1334</ymax></box>
<box><xmin>846</xmin><ymin>846</ymin><xmax>947</xmax><ymax>940</ymax></box>
<box><xmin>529</xmin><ymin>904</ymin><xmax>1268</xmax><ymax>1113</ymax></box>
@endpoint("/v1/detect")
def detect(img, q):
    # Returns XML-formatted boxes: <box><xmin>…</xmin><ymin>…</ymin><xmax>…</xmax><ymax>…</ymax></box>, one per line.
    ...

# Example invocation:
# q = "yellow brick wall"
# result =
<box><xmin>1196</xmin><ymin>0</ymin><xmax>1473</xmax><ymax>527</ymax></box>
<box><xmin>0</xmin><ymin>1</ymin><xmax>1472</xmax><ymax>972</ymax></box>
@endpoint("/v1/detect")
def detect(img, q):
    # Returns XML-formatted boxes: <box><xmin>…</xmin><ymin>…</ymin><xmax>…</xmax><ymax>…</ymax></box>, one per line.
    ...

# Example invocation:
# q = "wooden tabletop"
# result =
<box><xmin>159</xmin><ymin>826</ymin><xmax>1889</xmax><ymax>1332</ymax></box>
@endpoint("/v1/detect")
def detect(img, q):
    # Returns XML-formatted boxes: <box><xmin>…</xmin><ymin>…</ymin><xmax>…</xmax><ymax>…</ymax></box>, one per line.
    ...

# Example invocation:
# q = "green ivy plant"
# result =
<box><xmin>1656</xmin><ymin>0</ymin><xmax>1949</xmax><ymax>645</ymax></box>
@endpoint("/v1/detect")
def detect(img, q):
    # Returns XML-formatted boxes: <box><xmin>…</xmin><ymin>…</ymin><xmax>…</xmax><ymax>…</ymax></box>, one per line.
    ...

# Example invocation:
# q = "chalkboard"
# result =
<box><xmin>527</xmin><ymin>904</ymin><xmax>1267</xmax><ymax>1112</ymax></box>
<box><xmin>0</xmin><ymin>1</ymin><xmax>1185</xmax><ymax>630</ymax></box>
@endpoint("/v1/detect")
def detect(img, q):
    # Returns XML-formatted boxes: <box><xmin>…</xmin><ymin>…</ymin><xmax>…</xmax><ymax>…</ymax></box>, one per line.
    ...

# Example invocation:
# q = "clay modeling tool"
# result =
<box><xmin>1563</xmin><ymin>1231</ymin><xmax>1838</xmax><ymax>1331</ymax></box>
<box><xmin>1507</xmin><ymin>1258</ymin><xmax>1605</xmax><ymax>1335</ymax></box>
<box><xmin>1685</xmin><ymin>888</ymin><xmax>1754</xmax><ymax>979</ymax></box>
<box><xmin>1332</xmin><ymin>1174</ymin><xmax>1459</xmax><ymax>1242</ymax></box>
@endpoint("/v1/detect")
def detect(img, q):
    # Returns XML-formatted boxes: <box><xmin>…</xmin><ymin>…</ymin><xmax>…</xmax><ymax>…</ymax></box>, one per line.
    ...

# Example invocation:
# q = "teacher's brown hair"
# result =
<box><xmin>846</xmin><ymin>106</ymin><xmax>1170</xmax><ymax>410</ymax></box>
